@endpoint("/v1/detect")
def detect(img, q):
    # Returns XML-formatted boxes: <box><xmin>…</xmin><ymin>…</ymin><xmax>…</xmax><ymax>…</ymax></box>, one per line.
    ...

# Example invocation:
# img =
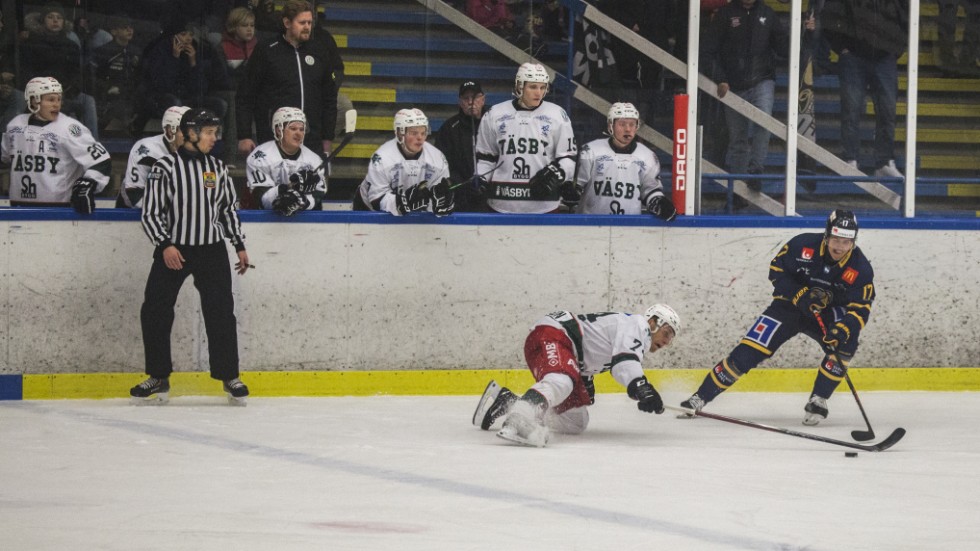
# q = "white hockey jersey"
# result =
<box><xmin>356</xmin><ymin>139</ymin><xmax>449</xmax><ymax>215</ymax></box>
<box><xmin>475</xmin><ymin>100</ymin><xmax>577</xmax><ymax>214</ymax></box>
<box><xmin>246</xmin><ymin>140</ymin><xmax>327</xmax><ymax>210</ymax></box>
<box><xmin>575</xmin><ymin>138</ymin><xmax>665</xmax><ymax>215</ymax></box>
<box><xmin>121</xmin><ymin>134</ymin><xmax>171</xmax><ymax>208</ymax></box>
<box><xmin>1</xmin><ymin>114</ymin><xmax>110</xmax><ymax>204</ymax></box>
<box><xmin>534</xmin><ymin>311</ymin><xmax>650</xmax><ymax>387</ymax></box>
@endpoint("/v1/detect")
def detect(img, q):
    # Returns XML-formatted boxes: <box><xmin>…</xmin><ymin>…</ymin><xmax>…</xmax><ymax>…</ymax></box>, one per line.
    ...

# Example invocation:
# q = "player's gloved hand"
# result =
<box><xmin>627</xmin><ymin>376</ymin><xmax>664</xmax><ymax>414</ymax></box>
<box><xmin>646</xmin><ymin>193</ymin><xmax>677</xmax><ymax>222</ymax></box>
<box><xmin>821</xmin><ymin>322</ymin><xmax>850</xmax><ymax>352</ymax></box>
<box><xmin>288</xmin><ymin>169</ymin><xmax>321</xmax><ymax>194</ymax></box>
<box><xmin>794</xmin><ymin>286</ymin><xmax>833</xmax><ymax>315</ymax></box>
<box><xmin>582</xmin><ymin>375</ymin><xmax>596</xmax><ymax>405</ymax></box>
<box><xmin>71</xmin><ymin>177</ymin><xmax>97</xmax><ymax>214</ymax></box>
<box><xmin>528</xmin><ymin>163</ymin><xmax>565</xmax><ymax>200</ymax></box>
<box><xmin>272</xmin><ymin>185</ymin><xmax>309</xmax><ymax>216</ymax></box>
<box><xmin>430</xmin><ymin>178</ymin><xmax>454</xmax><ymax>217</ymax></box>
<box><xmin>395</xmin><ymin>183</ymin><xmax>431</xmax><ymax>214</ymax></box>
<box><xmin>559</xmin><ymin>180</ymin><xmax>580</xmax><ymax>211</ymax></box>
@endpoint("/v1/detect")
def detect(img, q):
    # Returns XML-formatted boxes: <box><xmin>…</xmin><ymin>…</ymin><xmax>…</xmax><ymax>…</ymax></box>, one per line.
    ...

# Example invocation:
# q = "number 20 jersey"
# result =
<box><xmin>1</xmin><ymin>113</ymin><xmax>110</xmax><ymax>204</ymax></box>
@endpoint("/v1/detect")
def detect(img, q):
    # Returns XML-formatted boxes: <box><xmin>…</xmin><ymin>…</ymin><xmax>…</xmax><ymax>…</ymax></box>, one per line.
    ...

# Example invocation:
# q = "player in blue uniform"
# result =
<box><xmin>680</xmin><ymin>209</ymin><xmax>875</xmax><ymax>425</ymax></box>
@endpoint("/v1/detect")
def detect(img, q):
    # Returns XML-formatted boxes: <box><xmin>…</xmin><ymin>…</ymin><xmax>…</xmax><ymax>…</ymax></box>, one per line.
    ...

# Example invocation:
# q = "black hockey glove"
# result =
<box><xmin>821</xmin><ymin>322</ymin><xmax>850</xmax><ymax>352</ymax></box>
<box><xmin>794</xmin><ymin>286</ymin><xmax>833</xmax><ymax>315</ymax></box>
<box><xmin>559</xmin><ymin>180</ymin><xmax>580</xmax><ymax>211</ymax></box>
<box><xmin>288</xmin><ymin>169</ymin><xmax>321</xmax><ymax>194</ymax></box>
<box><xmin>430</xmin><ymin>178</ymin><xmax>455</xmax><ymax>217</ymax></box>
<box><xmin>272</xmin><ymin>185</ymin><xmax>309</xmax><ymax>216</ymax></box>
<box><xmin>646</xmin><ymin>194</ymin><xmax>677</xmax><ymax>222</ymax></box>
<box><xmin>395</xmin><ymin>183</ymin><xmax>431</xmax><ymax>214</ymax></box>
<box><xmin>582</xmin><ymin>375</ymin><xmax>596</xmax><ymax>405</ymax></box>
<box><xmin>71</xmin><ymin>177</ymin><xmax>97</xmax><ymax>214</ymax></box>
<box><xmin>627</xmin><ymin>376</ymin><xmax>664</xmax><ymax>414</ymax></box>
<box><xmin>528</xmin><ymin>163</ymin><xmax>565</xmax><ymax>200</ymax></box>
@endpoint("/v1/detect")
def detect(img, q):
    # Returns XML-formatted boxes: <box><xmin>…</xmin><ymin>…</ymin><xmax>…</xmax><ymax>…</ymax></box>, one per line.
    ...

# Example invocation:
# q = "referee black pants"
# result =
<box><xmin>140</xmin><ymin>242</ymin><xmax>240</xmax><ymax>381</ymax></box>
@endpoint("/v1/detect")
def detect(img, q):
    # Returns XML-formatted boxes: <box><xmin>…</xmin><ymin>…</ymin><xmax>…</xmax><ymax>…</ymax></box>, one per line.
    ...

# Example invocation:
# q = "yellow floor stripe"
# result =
<box><xmin>335</xmin><ymin>143</ymin><xmax>376</xmax><ymax>160</ymax></box>
<box><xmin>20</xmin><ymin>368</ymin><xmax>980</xmax><ymax>400</ymax></box>
<box><xmin>334</xmin><ymin>34</ymin><xmax>348</xmax><ymax>48</ymax></box>
<box><xmin>948</xmin><ymin>183</ymin><xmax>980</xmax><ymax>197</ymax></box>
<box><xmin>344</xmin><ymin>61</ymin><xmax>372</xmax><ymax>77</ymax></box>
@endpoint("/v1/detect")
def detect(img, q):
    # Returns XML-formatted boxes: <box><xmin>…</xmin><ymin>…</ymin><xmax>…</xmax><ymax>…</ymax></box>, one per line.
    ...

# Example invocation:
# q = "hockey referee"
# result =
<box><xmin>131</xmin><ymin>108</ymin><xmax>251</xmax><ymax>406</ymax></box>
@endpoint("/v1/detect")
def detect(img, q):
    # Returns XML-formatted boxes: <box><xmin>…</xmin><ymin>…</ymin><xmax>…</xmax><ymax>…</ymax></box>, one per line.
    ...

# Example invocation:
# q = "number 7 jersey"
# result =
<box><xmin>1</xmin><ymin>113</ymin><xmax>111</xmax><ymax>204</ymax></box>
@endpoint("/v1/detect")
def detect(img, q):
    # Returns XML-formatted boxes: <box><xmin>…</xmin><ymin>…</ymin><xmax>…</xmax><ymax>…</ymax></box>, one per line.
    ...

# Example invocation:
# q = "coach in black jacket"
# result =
<box><xmin>236</xmin><ymin>0</ymin><xmax>344</xmax><ymax>158</ymax></box>
<box><xmin>435</xmin><ymin>80</ymin><xmax>489</xmax><ymax>212</ymax></box>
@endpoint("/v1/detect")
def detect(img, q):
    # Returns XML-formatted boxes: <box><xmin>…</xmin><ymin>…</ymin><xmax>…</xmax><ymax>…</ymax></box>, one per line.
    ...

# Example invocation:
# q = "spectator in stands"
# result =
<box><xmin>822</xmin><ymin>0</ymin><xmax>908</xmax><ymax>178</ymax></box>
<box><xmin>467</xmin><ymin>0</ymin><xmax>516</xmax><ymax>38</ymax></box>
<box><xmin>435</xmin><ymin>80</ymin><xmax>488</xmax><ymax>212</ymax></box>
<box><xmin>936</xmin><ymin>0</ymin><xmax>980</xmax><ymax>77</ymax></box>
<box><xmin>0</xmin><ymin>8</ymin><xmax>26</xmax><ymax>131</ymax></box>
<box><xmin>136</xmin><ymin>16</ymin><xmax>231</xmax><ymax>132</ymax></box>
<box><xmin>20</xmin><ymin>3</ymin><xmax>100</xmax><ymax>139</ymax></box>
<box><xmin>221</xmin><ymin>7</ymin><xmax>257</xmax><ymax>83</ymax></box>
<box><xmin>701</xmin><ymin>0</ymin><xmax>804</xmax><ymax>189</ymax></box>
<box><xmin>91</xmin><ymin>16</ymin><xmax>140</xmax><ymax>136</ymax></box>
<box><xmin>246</xmin><ymin>107</ymin><xmax>327</xmax><ymax>215</ymax></box>
<box><xmin>236</xmin><ymin>0</ymin><xmax>344</xmax><ymax>160</ymax></box>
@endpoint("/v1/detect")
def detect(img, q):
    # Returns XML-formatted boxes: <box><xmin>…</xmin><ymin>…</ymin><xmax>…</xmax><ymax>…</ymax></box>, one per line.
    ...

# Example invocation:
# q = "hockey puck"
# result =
<box><xmin>844</xmin><ymin>452</ymin><xmax>858</xmax><ymax>457</ymax></box>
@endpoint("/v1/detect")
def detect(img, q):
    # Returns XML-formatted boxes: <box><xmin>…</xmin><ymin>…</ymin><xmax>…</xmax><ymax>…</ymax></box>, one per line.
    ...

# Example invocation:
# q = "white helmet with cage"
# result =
<box><xmin>162</xmin><ymin>105</ymin><xmax>191</xmax><ymax>142</ymax></box>
<box><xmin>272</xmin><ymin>106</ymin><xmax>307</xmax><ymax>142</ymax></box>
<box><xmin>514</xmin><ymin>62</ymin><xmax>550</xmax><ymax>97</ymax></box>
<box><xmin>24</xmin><ymin>76</ymin><xmax>63</xmax><ymax>113</ymax></box>
<box><xmin>644</xmin><ymin>304</ymin><xmax>681</xmax><ymax>337</ymax></box>
<box><xmin>393</xmin><ymin>108</ymin><xmax>429</xmax><ymax>144</ymax></box>
<box><xmin>607</xmin><ymin>102</ymin><xmax>640</xmax><ymax>135</ymax></box>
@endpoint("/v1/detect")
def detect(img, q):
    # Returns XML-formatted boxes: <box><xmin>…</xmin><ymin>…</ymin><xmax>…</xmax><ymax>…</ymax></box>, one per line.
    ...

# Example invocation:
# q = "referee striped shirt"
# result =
<box><xmin>142</xmin><ymin>148</ymin><xmax>245</xmax><ymax>251</ymax></box>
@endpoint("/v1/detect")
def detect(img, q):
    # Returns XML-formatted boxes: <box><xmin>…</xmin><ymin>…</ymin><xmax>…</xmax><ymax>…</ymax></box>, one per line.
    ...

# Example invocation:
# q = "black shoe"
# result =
<box><xmin>130</xmin><ymin>377</ymin><xmax>170</xmax><ymax>405</ymax></box>
<box><xmin>223</xmin><ymin>378</ymin><xmax>249</xmax><ymax>406</ymax></box>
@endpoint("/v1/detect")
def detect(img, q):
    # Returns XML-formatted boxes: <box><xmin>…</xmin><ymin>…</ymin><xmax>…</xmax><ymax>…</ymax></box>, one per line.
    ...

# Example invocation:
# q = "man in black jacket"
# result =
<box><xmin>702</xmin><ymin>0</ymin><xmax>808</xmax><ymax>184</ymax></box>
<box><xmin>822</xmin><ymin>0</ymin><xmax>908</xmax><ymax>178</ymax></box>
<box><xmin>435</xmin><ymin>80</ymin><xmax>488</xmax><ymax>212</ymax></box>
<box><xmin>236</xmin><ymin>0</ymin><xmax>344</xmax><ymax>159</ymax></box>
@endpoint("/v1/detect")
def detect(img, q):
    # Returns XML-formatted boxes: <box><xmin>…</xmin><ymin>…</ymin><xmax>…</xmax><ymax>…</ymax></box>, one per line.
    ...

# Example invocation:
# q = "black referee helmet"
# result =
<box><xmin>180</xmin><ymin>108</ymin><xmax>222</xmax><ymax>136</ymax></box>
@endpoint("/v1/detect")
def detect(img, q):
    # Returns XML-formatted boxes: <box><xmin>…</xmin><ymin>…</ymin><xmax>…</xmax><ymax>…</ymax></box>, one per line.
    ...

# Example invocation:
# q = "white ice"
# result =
<box><xmin>1</xmin><ymin>391</ymin><xmax>978</xmax><ymax>550</ymax></box>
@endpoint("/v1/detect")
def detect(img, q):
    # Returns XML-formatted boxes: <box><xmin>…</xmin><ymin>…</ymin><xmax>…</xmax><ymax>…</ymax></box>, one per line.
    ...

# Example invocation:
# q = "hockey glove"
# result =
<box><xmin>646</xmin><ymin>194</ymin><xmax>677</xmax><ymax>222</ymax></box>
<box><xmin>627</xmin><ymin>376</ymin><xmax>664</xmax><ymax>414</ymax></box>
<box><xmin>821</xmin><ymin>322</ymin><xmax>850</xmax><ymax>352</ymax></box>
<box><xmin>272</xmin><ymin>185</ymin><xmax>310</xmax><ymax>217</ymax></box>
<box><xmin>430</xmin><ymin>178</ymin><xmax>455</xmax><ymax>217</ymax></box>
<box><xmin>395</xmin><ymin>183</ymin><xmax>431</xmax><ymax>214</ymax></box>
<box><xmin>582</xmin><ymin>375</ymin><xmax>596</xmax><ymax>405</ymax></box>
<box><xmin>794</xmin><ymin>286</ymin><xmax>833</xmax><ymax>315</ymax></box>
<box><xmin>289</xmin><ymin>169</ymin><xmax>321</xmax><ymax>194</ymax></box>
<box><xmin>559</xmin><ymin>180</ymin><xmax>580</xmax><ymax>211</ymax></box>
<box><xmin>528</xmin><ymin>163</ymin><xmax>565</xmax><ymax>200</ymax></box>
<box><xmin>71</xmin><ymin>177</ymin><xmax>97</xmax><ymax>214</ymax></box>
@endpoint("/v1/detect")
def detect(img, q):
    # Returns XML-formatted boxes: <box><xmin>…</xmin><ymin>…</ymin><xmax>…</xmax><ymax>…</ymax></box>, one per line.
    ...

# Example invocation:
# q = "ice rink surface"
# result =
<box><xmin>2</xmin><ymin>391</ymin><xmax>979</xmax><ymax>550</ymax></box>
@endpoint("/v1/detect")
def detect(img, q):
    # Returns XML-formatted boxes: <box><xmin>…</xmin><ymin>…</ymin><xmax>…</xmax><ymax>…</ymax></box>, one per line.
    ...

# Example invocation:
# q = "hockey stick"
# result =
<box><xmin>812</xmin><ymin>311</ymin><xmax>877</xmax><ymax>441</ymax></box>
<box><xmin>664</xmin><ymin>405</ymin><xmax>906</xmax><ymax>452</ymax></box>
<box><xmin>446</xmin><ymin>160</ymin><xmax>505</xmax><ymax>191</ymax></box>
<box><xmin>315</xmin><ymin>109</ymin><xmax>357</xmax><ymax>171</ymax></box>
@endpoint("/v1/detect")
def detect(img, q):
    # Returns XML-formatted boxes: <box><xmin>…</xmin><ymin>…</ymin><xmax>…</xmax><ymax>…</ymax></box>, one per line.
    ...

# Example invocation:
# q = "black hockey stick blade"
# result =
<box><xmin>665</xmin><ymin>405</ymin><xmax>906</xmax><ymax>452</ymax></box>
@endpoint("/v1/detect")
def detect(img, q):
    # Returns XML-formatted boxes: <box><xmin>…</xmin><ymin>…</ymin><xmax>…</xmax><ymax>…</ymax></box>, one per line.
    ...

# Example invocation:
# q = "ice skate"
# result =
<box><xmin>677</xmin><ymin>393</ymin><xmax>705</xmax><ymax>418</ymax></box>
<box><xmin>497</xmin><ymin>400</ymin><xmax>550</xmax><ymax>447</ymax></box>
<box><xmin>472</xmin><ymin>380</ymin><xmax>516</xmax><ymax>430</ymax></box>
<box><xmin>803</xmin><ymin>394</ymin><xmax>828</xmax><ymax>426</ymax></box>
<box><xmin>130</xmin><ymin>377</ymin><xmax>170</xmax><ymax>406</ymax></box>
<box><xmin>223</xmin><ymin>378</ymin><xmax>249</xmax><ymax>406</ymax></box>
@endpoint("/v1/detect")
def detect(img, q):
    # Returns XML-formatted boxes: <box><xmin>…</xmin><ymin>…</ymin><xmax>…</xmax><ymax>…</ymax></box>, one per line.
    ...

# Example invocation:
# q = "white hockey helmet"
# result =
<box><xmin>514</xmin><ymin>62</ymin><xmax>550</xmax><ymax>97</ymax></box>
<box><xmin>25</xmin><ymin>76</ymin><xmax>63</xmax><ymax>113</ymax></box>
<box><xmin>393</xmin><ymin>108</ymin><xmax>429</xmax><ymax>143</ymax></box>
<box><xmin>607</xmin><ymin>102</ymin><xmax>640</xmax><ymax>134</ymax></box>
<box><xmin>162</xmin><ymin>105</ymin><xmax>191</xmax><ymax>141</ymax></box>
<box><xmin>644</xmin><ymin>304</ymin><xmax>681</xmax><ymax>337</ymax></box>
<box><xmin>272</xmin><ymin>106</ymin><xmax>307</xmax><ymax>141</ymax></box>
